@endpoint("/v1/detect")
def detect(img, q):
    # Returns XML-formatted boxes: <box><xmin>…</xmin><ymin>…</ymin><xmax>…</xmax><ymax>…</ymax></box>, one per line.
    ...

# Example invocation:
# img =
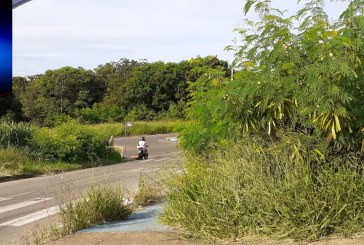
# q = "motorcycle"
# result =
<box><xmin>137</xmin><ymin>146</ymin><xmax>148</xmax><ymax>160</ymax></box>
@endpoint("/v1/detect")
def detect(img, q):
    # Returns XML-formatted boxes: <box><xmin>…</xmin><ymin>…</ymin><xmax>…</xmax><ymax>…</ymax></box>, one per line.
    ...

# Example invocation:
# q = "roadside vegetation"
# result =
<box><xmin>3</xmin><ymin>0</ymin><xmax>364</xmax><ymax>243</ymax></box>
<box><xmin>23</xmin><ymin>184</ymin><xmax>133</xmax><ymax>245</ymax></box>
<box><xmin>96</xmin><ymin>120</ymin><xmax>182</xmax><ymax>137</ymax></box>
<box><xmin>161</xmin><ymin>0</ymin><xmax>364</xmax><ymax>243</ymax></box>
<box><xmin>59</xmin><ymin>185</ymin><xmax>133</xmax><ymax>234</ymax></box>
<box><xmin>0</xmin><ymin>120</ymin><xmax>181</xmax><ymax>181</ymax></box>
<box><xmin>161</xmin><ymin>138</ymin><xmax>364</xmax><ymax>241</ymax></box>
<box><xmin>24</xmin><ymin>171</ymin><xmax>173</xmax><ymax>245</ymax></box>
<box><xmin>0</xmin><ymin>147</ymin><xmax>82</xmax><ymax>180</ymax></box>
<box><xmin>134</xmin><ymin>174</ymin><xmax>167</xmax><ymax>207</ymax></box>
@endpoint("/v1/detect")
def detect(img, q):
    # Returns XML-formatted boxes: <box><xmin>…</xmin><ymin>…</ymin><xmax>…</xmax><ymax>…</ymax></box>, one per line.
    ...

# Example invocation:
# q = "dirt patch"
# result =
<box><xmin>47</xmin><ymin>231</ymin><xmax>364</xmax><ymax>245</ymax></box>
<box><xmin>48</xmin><ymin>231</ymin><xmax>207</xmax><ymax>245</ymax></box>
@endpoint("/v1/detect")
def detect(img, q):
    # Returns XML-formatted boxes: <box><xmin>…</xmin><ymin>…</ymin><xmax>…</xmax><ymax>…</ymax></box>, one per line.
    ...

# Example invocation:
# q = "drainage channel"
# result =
<box><xmin>79</xmin><ymin>204</ymin><xmax>171</xmax><ymax>233</ymax></box>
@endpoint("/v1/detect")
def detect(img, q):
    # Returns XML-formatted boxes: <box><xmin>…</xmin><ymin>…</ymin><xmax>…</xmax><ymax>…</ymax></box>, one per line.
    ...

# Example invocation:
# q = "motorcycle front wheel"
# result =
<box><xmin>138</xmin><ymin>153</ymin><xmax>143</xmax><ymax>160</ymax></box>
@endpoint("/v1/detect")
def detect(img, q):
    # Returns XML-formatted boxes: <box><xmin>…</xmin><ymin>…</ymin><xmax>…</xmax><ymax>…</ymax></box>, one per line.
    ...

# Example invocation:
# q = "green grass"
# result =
<box><xmin>89</xmin><ymin>120</ymin><xmax>183</xmax><ymax>137</ymax></box>
<box><xmin>0</xmin><ymin>147</ymin><xmax>125</xmax><ymax>181</ymax></box>
<box><xmin>0</xmin><ymin>148</ymin><xmax>83</xmax><ymax>180</ymax></box>
<box><xmin>160</xmin><ymin>138</ymin><xmax>364</xmax><ymax>242</ymax></box>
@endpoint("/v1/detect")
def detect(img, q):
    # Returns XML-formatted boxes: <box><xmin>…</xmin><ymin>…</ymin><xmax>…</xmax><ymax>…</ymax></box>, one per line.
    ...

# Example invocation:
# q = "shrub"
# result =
<box><xmin>77</xmin><ymin>104</ymin><xmax>126</xmax><ymax>123</ymax></box>
<box><xmin>124</xmin><ymin>105</ymin><xmax>156</xmax><ymax>121</ymax></box>
<box><xmin>31</xmin><ymin>122</ymin><xmax>108</xmax><ymax>162</ymax></box>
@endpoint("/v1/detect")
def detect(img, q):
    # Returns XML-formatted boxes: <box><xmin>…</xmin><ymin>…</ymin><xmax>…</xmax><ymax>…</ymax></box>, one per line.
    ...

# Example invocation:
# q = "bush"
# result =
<box><xmin>160</xmin><ymin>137</ymin><xmax>364</xmax><ymax>242</ymax></box>
<box><xmin>124</xmin><ymin>105</ymin><xmax>156</xmax><ymax>121</ymax></box>
<box><xmin>31</xmin><ymin>122</ymin><xmax>108</xmax><ymax>162</ymax></box>
<box><xmin>77</xmin><ymin>104</ymin><xmax>126</xmax><ymax>123</ymax></box>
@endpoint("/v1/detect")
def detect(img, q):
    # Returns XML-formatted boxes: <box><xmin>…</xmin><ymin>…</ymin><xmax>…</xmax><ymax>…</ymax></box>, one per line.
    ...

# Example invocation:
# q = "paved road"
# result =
<box><xmin>0</xmin><ymin>134</ymin><xmax>180</xmax><ymax>245</ymax></box>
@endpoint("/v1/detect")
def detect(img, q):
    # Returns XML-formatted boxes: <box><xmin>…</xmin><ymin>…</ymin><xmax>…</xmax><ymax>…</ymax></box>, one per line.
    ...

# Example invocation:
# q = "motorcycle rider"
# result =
<box><xmin>137</xmin><ymin>136</ymin><xmax>147</xmax><ymax>148</ymax></box>
<box><xmin>136</xmin><ymin>136</ymin><xmax>148</xmax><ymax>159</ymax></box>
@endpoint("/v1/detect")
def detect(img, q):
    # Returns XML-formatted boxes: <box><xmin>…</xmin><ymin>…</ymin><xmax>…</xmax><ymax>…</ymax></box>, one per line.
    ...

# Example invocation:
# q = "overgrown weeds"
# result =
<box><xmin>160</xmin><ymin>137</ymin><xmax>364</xmax><ymax>242</ymax></box>
<box><xmin>59</xmin><ymin>184</ymin><xmax>133</xmax><ymax>234</ymax></box>
<box><xmin>22</xmin><ymin>184</ymin><xmax>133</xmax><ymax>244</ymax></box>
<box><xmin>134</xmin><ymin>174</ymin><xmax>167</xmax><ymax>207</ymax></box>
<box><xmin>0</xmin><ymin>120</ymin><xmax>33</xmax><ymax>148</ymax></box>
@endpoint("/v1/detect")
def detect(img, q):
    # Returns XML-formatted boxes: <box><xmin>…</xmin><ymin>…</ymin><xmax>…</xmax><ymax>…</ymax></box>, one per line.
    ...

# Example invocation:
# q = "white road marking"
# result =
<box><xmin>0</xmin><ymin>198</ymin><xmax>52</xmax><ymax>214</ymax></box>
<box><xmin>0</xmin><ymin>206</ymin><xmax>60</xmax><ymax>227</ymax></box>
<box><xmin>0</xmin><ymin>197</ymin><xmax>11</xmax><ymax>202</ymax></box>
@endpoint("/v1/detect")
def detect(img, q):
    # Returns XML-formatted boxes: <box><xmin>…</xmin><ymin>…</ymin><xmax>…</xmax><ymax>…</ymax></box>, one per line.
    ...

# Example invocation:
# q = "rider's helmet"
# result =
<box><xmin>141</xmin><ymin>136</ymin><xmax>145</xmax><ymax>141</ymax></box>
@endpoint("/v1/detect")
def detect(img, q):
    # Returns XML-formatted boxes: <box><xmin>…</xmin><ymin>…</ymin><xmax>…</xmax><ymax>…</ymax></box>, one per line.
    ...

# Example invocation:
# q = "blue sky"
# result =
<box><xmin>13</xmin><ymin>0</ymin><xmax>347</xmax><ymax>76</ymax></box>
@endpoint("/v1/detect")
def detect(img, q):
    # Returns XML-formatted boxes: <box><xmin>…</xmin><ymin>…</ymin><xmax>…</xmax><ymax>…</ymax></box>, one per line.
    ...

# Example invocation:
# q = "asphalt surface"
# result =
<box><xmin>0</xmin><ymin>134</ymin><xmax>180</xmax><ymax>245</ymax></box>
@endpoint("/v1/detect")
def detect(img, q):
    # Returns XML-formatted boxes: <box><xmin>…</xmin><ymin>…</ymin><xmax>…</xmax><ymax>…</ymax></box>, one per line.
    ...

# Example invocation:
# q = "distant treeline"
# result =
<box><xmin>1</xmin><ymin>56</ymin><xmax>230</xmax><ymax>126</ymax></box>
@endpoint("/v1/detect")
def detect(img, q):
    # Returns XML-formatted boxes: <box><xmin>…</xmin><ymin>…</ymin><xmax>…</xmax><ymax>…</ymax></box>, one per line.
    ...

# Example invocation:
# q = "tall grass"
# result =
<box><xmin>23</xmin><ymin>184</ymin><xmax>134</xmax><ymax>244</ymax></box>
<box><xmin>59</xmin><ymin>185</ymin><xmax>133</xmax><ymax>235</ymax></box>
<box><xmin>134</xmin><ymin>174</ymin><xmax>167</xmax><ymax>207</ymax></box>
<box><xmin>89</xmin><ymin>120</ymin><xmax>182</xmax><ymax>137</ymax></box>
<box><xmin>160</xmin><ymin>137</ymin><xmax>364</xmax><ymax>242</ymax></box>
<box><xmin>0</xmin><ymin>120</ymin><xmax>33</xmax><ymax>148</ymax></box>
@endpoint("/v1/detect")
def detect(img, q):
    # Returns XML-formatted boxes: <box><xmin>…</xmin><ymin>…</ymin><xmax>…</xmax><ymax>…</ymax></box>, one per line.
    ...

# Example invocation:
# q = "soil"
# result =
<box><xmin>48</xmin><ymin>231</ymin><xmax>364</xmax><ymax>245</ymax></box>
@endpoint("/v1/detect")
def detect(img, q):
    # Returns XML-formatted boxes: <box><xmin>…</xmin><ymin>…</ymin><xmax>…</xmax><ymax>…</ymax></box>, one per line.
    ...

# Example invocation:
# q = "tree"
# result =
<box><xmin>95</xmin><ymin>58</ymin><xmax>142</xmax><ymax>109</ymax></box>
<box><xmin>0</xmin><ymin>76</ymin><xmax>29</xmax><ymax>121</ymax></box>
<box><xmin>124</xmin><ymin>56</ymin><xmax>230</xmax><ymax>120</ymax></box>
<box><xmin>21</xmin><ymin>67</ymin><xmax>103</xmax><ymax>125</ymax></box>
<box><xmin>182</xmin><ymin>0</ymin><xmax>364</xmax><ymax>153</ymax></box>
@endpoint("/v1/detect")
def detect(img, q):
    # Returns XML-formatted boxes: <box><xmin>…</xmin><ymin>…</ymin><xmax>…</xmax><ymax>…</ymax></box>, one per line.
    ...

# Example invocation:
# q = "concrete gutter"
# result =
<box><xmin>80</xmin><ymin>204</ymin><xmax>171</xmax><ymax>233</ymax></box>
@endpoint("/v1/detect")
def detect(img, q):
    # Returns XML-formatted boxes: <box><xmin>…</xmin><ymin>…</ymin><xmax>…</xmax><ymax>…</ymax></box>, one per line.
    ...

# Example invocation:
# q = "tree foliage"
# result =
<box><xmin>181</xmin><ymin>0</ymin><xmax>364</xmax><ymax>154</ymax></box>
<box><xmin>19</xmin><ymin>67</ymin><xmax>103</xmax><ymax>125</ymax></box>
<box><xmin>2</xmin><ymin>56</ymin><xmax>229</xmax><ymax>125</ymax></box>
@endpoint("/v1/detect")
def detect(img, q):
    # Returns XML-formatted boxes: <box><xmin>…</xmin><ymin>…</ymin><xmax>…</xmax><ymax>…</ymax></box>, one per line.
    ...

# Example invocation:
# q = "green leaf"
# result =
<box><xmin>244</xmin><ymin>0</ymin><xmax>255</xmax><ymax>15</ymax></box>
<box><xmin>282</xmin><ymin>62</ymin><xmax>295</xmax><ymax>70</ymax></box>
